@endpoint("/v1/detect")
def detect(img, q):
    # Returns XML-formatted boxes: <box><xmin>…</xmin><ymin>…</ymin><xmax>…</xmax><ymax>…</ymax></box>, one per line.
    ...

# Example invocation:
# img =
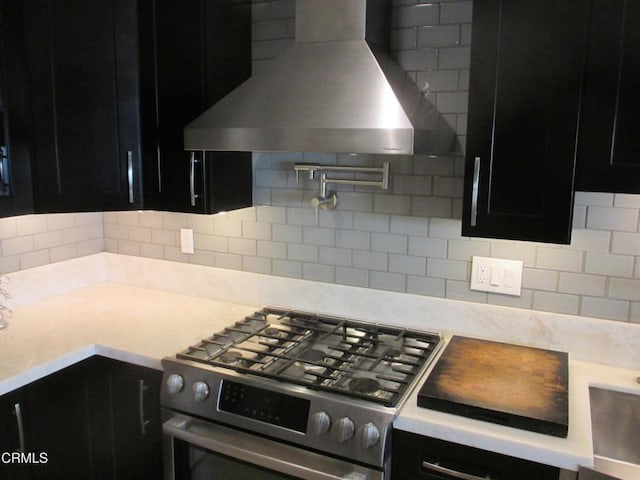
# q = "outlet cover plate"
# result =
<box><xmin>470</xmin><ymin>256</ymin><xmax>523</xmax><ymax>296</ymax></box>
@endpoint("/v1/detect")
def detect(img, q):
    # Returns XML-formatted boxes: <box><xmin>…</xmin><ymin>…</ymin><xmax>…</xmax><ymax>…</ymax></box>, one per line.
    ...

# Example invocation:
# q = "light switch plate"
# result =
<box><xmin>180</xmin><ymin>228</ymin><xmax>195</xmax><ymax>254</ymax></box>
<box><xmin>470</xmin><ymin>256</ymin><xmax>523</xmax><ymax>296</ymax></box>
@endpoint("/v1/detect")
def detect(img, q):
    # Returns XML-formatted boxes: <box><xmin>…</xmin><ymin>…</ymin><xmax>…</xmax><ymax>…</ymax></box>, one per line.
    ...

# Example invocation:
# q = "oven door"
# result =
<box><xmin>163</xmin><ymin>413</ymin><xmax>385</xmax><ymax>480</ymax></box>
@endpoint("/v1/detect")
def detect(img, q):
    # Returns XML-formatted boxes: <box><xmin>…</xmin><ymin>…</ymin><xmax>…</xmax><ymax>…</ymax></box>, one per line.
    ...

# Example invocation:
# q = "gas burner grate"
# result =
<box><xmin>177</xmin><ymin>306</ymin><xmax>442</xmax><ymax>407</ymax></box>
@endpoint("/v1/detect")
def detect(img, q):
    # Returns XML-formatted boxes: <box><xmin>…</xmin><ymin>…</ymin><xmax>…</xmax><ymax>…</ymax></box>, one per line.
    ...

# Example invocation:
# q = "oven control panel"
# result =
<box><xmin>218</xmin><ymin>380</ymin><xmax>310</xmax><ymax>433</ymax></box>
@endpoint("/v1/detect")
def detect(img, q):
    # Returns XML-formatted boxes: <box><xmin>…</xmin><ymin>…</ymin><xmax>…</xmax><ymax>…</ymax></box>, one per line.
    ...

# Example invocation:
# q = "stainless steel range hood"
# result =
<box><xmin>184</xmin><ymin>0</ymin><xmax>455</xmax><ymax>155</ymax></box>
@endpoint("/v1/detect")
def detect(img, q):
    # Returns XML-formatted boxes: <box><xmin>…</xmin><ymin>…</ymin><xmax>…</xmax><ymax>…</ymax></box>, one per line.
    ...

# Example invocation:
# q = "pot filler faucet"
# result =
<box><xmin>294</xmin><ymin>162</ymin><xmax>390</xmax><ymax>221</ymax></box>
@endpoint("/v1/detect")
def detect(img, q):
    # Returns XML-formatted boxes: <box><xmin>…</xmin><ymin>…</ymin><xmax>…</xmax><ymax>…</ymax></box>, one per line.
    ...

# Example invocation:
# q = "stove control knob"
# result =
<box><xmin>310</xmin><ymin>411</ymin><xmax>331</xmax><ymax>435</ymax></box>
<box><xmin>193</xmin><ymin>381</ymin><xmax>210</xmax><ymax>402</ymax></box>
<box><xmin>335</xmin><ymin>417</ymin><xmax>355</xmax><ymax>443</ymax></box>
<box><xmin>166</xmin><ymin>374</ymin><xmax>185</xmax><ymax>394</ymax></box>
<box><xmin>360</xmin><ymin>422</ymin><xmax>380</xmax><ymax>449</ymax></box>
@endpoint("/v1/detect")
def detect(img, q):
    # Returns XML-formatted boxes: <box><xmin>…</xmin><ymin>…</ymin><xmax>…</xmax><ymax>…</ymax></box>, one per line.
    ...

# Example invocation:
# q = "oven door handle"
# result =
<box><xmin>163</xmin><ymin>414</ymin><xmax>383</xmax><ymax>480</ymax></box>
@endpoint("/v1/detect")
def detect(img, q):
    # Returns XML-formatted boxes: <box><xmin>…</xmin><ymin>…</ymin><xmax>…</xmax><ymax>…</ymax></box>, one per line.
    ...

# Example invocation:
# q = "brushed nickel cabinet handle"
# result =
<box><xmin>127</xmin><ymin>150</ymin><xmax>134</xmax><ymax>204</ymax></box>
<box><xmin>470</xmin><ymin>156</ymin><xmax>480</xmax><ymax>227</ymax></box>
<box><xmin>138</xmin><ymin>379</ymin><xmax>150</xmax><ymax>436</ymax></box>
<box><xmin>422</xmin><ymin>460</ymin><xmax>492</xmax><ymax>480</ymax></box>
<box><xmin>14</xmin><ymin>402</ymin><xmax>25</xmax><ymax>452</ymax></box>
<box><xmin>189</xmin><ymin>152</ymin><xmax>200</xmax><ymax>207</ymax></box>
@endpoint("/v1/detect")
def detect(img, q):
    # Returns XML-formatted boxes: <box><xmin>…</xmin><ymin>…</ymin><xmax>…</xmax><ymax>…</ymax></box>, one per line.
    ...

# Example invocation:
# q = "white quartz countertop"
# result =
<box><xmin>0</xmin><ymin>282</ymin><xmax>258</xmax><ymax>395</ymax></box>
<box><xmin>2</xmin><ymin>254</ymin><xmax>640</xmax><ymax>473</ymax></box>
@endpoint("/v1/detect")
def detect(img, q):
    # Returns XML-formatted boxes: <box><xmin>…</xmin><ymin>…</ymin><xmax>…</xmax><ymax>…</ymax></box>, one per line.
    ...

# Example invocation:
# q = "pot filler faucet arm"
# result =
<box><xmin>293</xmin><ymin>162</ymin><xmax>390</xmax><ymax>221</ymax></box>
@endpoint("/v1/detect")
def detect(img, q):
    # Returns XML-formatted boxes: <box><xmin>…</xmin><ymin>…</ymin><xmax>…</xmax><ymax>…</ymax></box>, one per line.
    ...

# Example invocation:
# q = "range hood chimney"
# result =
<box><xmin>184</xmin><ymin>0</ymin><xmax>456</xmax><ymax>155</ymax></box>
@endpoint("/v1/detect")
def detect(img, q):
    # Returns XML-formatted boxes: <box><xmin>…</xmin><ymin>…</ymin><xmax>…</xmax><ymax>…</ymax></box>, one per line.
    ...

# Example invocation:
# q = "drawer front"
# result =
<box><xmin>392</xmin><ymin>430</ymin><xmax>562</xmax><ymax>480</ymax></box>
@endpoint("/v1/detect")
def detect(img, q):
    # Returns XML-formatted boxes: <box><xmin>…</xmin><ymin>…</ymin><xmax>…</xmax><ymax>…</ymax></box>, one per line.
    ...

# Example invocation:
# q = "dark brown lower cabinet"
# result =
<box><xmin>0</xmin><ymin>388</ymin><xmax>32</xmax><ymax>480</ymax></box>
<box><xmin>108</xmin><ymin>359</ymin><xmax>163</xmax><ymax>480</ymax></box>
<box><xmin>0</xmin><ymin>357</ymin><xmax>162</xmax><ymax>480</ymax></box>
<box><xmin>392</xmin><ymin>429</ymin><xmax>564</xmax><ymax>480</ymax></box>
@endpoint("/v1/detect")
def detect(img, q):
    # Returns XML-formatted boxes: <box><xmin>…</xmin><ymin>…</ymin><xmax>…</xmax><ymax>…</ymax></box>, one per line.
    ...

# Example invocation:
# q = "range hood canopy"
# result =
<box><xmin>184</xmin><ymin>0</ymin><xmax>455</xmax><ymax>155</ymax></box>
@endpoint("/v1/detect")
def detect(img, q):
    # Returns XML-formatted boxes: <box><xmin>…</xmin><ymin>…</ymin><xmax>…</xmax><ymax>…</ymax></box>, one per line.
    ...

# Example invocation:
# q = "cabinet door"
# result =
<box><xmin>462</xmin><ymin>0</ymin><xmax>588</xmax><ymax>244</ymax></box>
<box><xmin>575</xmin><ymin>0</ymin><xmax>640</xmax><ymax>193</ymax></box>
<box><xmin>0</xmin><ymin>0</ymin><xmax>34</xmax><ymax>217</ymax></box>
<box><xmin>107</xmin><ymin>359</ymin><xmax>162</xmax><ymax>480</ymax></box>
<box><xmin>26</xmin><ymin>359</ymin><xmax>112</xmax><ymax>480</ymax></box>
<box><xmin>0</xmin><ymin>389</ymin><xmax>32</xmax><ymax>480</ymax></box>
<box><xmin>140</xmin><ymin>0</ymin><xmax>252</xmax><ymax>213</ymax></box>
<box><xmin>23</xmin><ymin>0</ymin><xmax>142</xmax><ymax>213</ymax></box>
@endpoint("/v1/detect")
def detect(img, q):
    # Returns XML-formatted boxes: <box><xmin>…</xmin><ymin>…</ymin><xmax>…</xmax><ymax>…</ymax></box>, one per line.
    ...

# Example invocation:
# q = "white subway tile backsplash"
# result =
<box><xmin>3</xmin><ymin>236</ymin><xmax>34</xmax><ymax>256</ymax></box>
<box><xmin>536</xmin><ymin>247</ymin><xmax>583</xmax><ymax>272</ymax></box>
<box><xmin>395</xmin><ymin>4</ymin><xmax>440</xmax><ymax>27</ymax></box>
<box><xmin>370</xmin><ymin>271</ymin><xmax>406</xmax><ymax>293</ymax></box>
<box><xmin>335</xmin><ymin>267</ymin><xmax>369</xmax><ymax>288</ymax></box>
<box><xmin>581</xmin><ymin>297</ymin><xmax>630</xmax><ymax>322</ymax></box>
<box><xmin>408</xmin><ymin>236</ymin><xmax>448</xmax><ymax>258</ymax></box>
<box><xmin>558</xmin><ymin>272</ymin><xmax>606</xmax><ymax>297</ymax></box>
<box><xmin>574</xmin><ymin>191</ymin><xmax>614</xmax><ymax>207</ymax></box>
<box><xmin>427</xmin><ymin>258</ymin><xmax>468</xmax><ymax>280</ymax></box>
<box><xmin>228</xmin><ymin>238</ymin><xmax>257</xmax><ymax>256</ymax></box>
<box><xmin>335</xmin><ymin>230</ymin><xmax>369</xmax><ymax>250</ymax></box>
<box><xmin>244</xmin><ymin>222</ymin><xmax>273</xmax><ymax>241</ymax></box>
<box><xmin>611</xmin><ymin>232</ymin><xmax>640</xmax><ymax>255</ymax></box>
<box><xmin>303</xmin><ymin>263</ymin><xmax>334</xmax><ymax>283</ymax></box>
<box><xmin>522</xmin><ymin>268</ymin><xmax>559</xmax><ymax>291</ymax></box>
<box><xmin>586</xmin><ymin>206</ymin><xmax>638</xmax><ymax>231</ymax></box>
<box><xmin>567</xmin><ymin>229</ymin><xmax>611</xmax><ymax>252</ymax></box>
<box><xmin>418</xmin><ymin>25</ymin><xmax>460</xmax><ymax>48</ymax></box>
<box><xmin>389</xmin><ymin>254</ymin><xmax>426</xmax><ymax>275</ymax></box>
<box><xmin>273</xmin><ymin>259</ymin><xmax>302</xmax><ymax>279</ymax></box>
<box><xmin>257</xmin><ymin>240</ymin><xmax>287</xmax><ymax>259</ymax></box>
<box><xmin>371</xmin><ymin>232</ymin><xmax>408</xmax><ymax>254</ymax></box>
<box><xmin>407</xmin><ymin>275</ymin><xmax>446</xmax><ymax>297</ymax></box>
<box><xmin>609</xmin><ymin>278</ymin><xmax>640</xmax><ymax>302</ymax></box>
<box><xmin>533</xmin><ymin>291</ymin><xmax>580</xmax><ymax>315</ymax></box>
<box><xmin>353</xmin><ymin>250</ymin><xmax>388</xmax><ymax>272</ymax></box>
<box><xmin>396</xmin><ymin>49</ymin><xmax>439</xmax><ymax>71</ymax></box>
<box><xmin>440</xmin><ymin>1</ymin><xmax>473</xmax><ymax>24</ymax></box>
<box><xmin>614</xmin><ymin>193</ymin><xmax>640</xmax><ymax>208</ymax></box>
<box><xmin>585</xmin><ymin>252</ymin><xmax>634</xmax><ymax>277</ymax></box>
<box><xmin>438</xmin><ymin>47</ymin><xmax>470</xmax><ymax>69</ymax></box>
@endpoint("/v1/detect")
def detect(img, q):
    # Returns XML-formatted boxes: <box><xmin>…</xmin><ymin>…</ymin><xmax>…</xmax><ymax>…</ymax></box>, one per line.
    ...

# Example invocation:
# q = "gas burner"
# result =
<box><xmin>298</xmin><ymin>349</ymin><xmax>325</xmax><ymax>363</ymax></box>
<box><xmin>218</xmin><ymin>350</ymin><xmax>243</xmax><ymax>366</ymax></box>
<box><xmin>349</xmin><ymin>377</ymin><xmax>380</xmax><ymax>395</ymax></box>
<box><xmin>386</xmin><ymin>348</ymin><xmax>403</xmax><ymax>360</ymax></box>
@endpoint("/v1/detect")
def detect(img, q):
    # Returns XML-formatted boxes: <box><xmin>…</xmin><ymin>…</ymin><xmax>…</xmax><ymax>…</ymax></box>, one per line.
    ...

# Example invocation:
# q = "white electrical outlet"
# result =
<box><xmin>470</xmin><ymin>256</ymin><xmax>523</xmax><ymax>296</ymax></box>
<box><xmin>180</xmin><ymin>228</ymin><xmax>195</xmax><ymax>254</ymax></box>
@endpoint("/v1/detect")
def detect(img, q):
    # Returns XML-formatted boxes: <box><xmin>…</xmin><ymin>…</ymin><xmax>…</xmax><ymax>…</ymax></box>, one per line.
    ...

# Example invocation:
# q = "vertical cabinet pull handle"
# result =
<box><xmin>138</xmin><ymin>379</ymin><xmax>150</xmax><ymax>436</ymax></box>
<box><xmin>189</xmin><ymin>152</ymin><xmax>200</xmax><ymax>207</ymax></box>
<box><xmin>127</xmin><ymin>150</ymin><xmax>134</xmax><ymax>204</ymax></box>
<box><xmin>470</xmin><ymin>156</ymin><xmax>481</xmax><ymax>227</ymax></box>
<box><xmin>14</xmin><ymin>402</ymin><xmax>25</xmax><ymax>452</ymax></box>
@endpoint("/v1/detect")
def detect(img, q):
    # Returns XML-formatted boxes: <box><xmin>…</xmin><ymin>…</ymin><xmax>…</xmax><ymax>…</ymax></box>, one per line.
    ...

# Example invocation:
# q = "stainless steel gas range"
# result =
<box><xmin>160</xmin><ymin>306</ymin><xmax>443</xmax><ymax>480</ymax></box>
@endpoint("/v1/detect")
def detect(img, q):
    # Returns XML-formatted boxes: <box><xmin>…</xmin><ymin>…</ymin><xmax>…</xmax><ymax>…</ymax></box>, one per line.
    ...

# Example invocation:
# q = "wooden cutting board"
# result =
<box><xmin>417</xmin><ymin>336</ymin><xmax>569</xmax><ymax>437</ymax></box>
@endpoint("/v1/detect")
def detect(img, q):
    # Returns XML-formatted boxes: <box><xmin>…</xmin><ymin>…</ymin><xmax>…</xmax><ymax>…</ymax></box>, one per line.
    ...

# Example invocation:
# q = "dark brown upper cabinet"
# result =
<box><xmin>22</xmin><ymin>0</ymin><xmax>252</xmax><ymax>215</ymax></box>
<box><xmin>24</xmin><ymin>0</ymin><xmax>143</xmax><ymax>213</ymax></box>
<box><xmin>575</xmin><ymin>0</ymin><xmax>640</xmax><ymax>193</ymax></box>
<box><xmin>139</xmin><ymin>0</ymin><xmax>252</xmax><ymax>214</ymax></box>
<box><xmin>462</xmin><ymin>0</ymin><xmax>589</xmax><ymax>244</ymax></box>
<box><xmin>0</xmin><ymin>0</ymin><xmax>33</xmax><ymax>218</ymax></box>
